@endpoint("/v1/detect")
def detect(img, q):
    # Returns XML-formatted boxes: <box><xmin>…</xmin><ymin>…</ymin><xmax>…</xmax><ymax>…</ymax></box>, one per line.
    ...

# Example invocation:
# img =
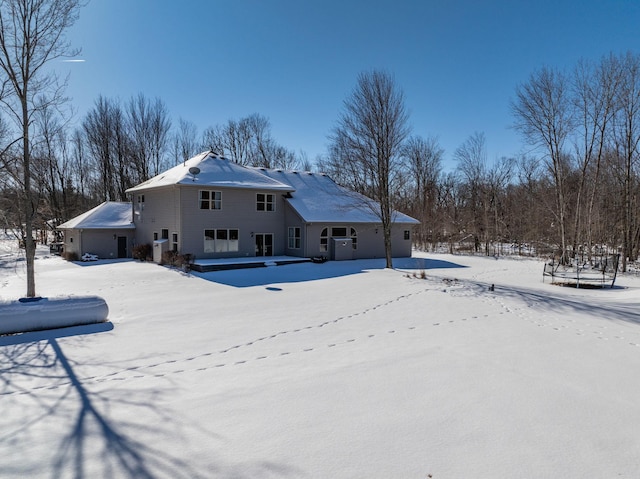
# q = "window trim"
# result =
<box><xmin>256</xmin><ymin>192</ymin><xmax>275</xmax><ymax>212</ymax></box>
<box><xmin>136</xmin><ymin>194</ymin><xmax>145</xmax><ymax>212</ymax></box>
<box><xmin>288</xmin><ymin>226</ymin><xmax>301</xmax><ymax>249</ymax></box>
<box><xmin>204</xmin><ymin>228</ymin><xmax>240</xmax><ymax>253</ymax></box>
<box><xmin>171</xmin><ymin>232</ymin><xmax>179</xmax><ymax>252</ymax></box>
<box><xmin>320</xmin><ymin>228</ymin><xmax>328</xmax><ymax>252</ymax></box>
<box><xmin>199</xmin><ymin>190</ymin><xmax>222</xmax><ymax>210</ymax></box>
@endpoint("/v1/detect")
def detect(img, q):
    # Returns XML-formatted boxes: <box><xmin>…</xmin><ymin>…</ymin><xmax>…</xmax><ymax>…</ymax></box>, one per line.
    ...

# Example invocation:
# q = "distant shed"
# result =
<box><xmin>57</xmin><ymin>202</ymin><xmax>135</xmax><ymax>259</ymax></box>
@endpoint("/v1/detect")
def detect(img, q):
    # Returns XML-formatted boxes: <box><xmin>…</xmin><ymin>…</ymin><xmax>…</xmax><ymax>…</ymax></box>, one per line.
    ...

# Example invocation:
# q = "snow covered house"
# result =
<box><xmin>57</xmin><ymin>201</ymin><xmax>135</xmax><ymax>259</ymax></box>
<box><xmin>125</xmin><ymin>151</ymin><xmax>419</xmax><ymax>262</ymax></box>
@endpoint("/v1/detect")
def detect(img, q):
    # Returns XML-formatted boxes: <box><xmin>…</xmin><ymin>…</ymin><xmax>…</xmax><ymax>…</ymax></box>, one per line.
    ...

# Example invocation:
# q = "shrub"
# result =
<box><xmin>132</xmin><ymin>243</ymin><xmax>152</xmax><ymax>261</ymax></box>
<box><xmin>161</xmin><ymin>250</ymin><xmax>185</xmax><ymax>267</ymax></box>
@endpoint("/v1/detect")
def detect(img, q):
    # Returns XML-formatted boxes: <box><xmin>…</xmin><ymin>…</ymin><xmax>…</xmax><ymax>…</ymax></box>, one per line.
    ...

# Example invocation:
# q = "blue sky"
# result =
<box><xmin>59</xmin><ymin>0</ymin><xmax>640</xmax><ymax>170</ymax></box>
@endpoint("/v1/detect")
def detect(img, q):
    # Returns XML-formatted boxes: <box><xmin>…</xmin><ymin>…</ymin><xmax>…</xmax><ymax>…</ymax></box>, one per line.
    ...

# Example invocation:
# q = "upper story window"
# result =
<box><xmin>136</xmin><ymin>194</ymin><xmax>145</xmax><ymax>211</ymax></box>
<box><xmin>257</xmin><ymin>193</ymin><xmax>275</xmax><ymax>212</ymax></box>
<box><xmin>199</xmin><ymin>190</ymin><xmax>222</xmax><ymax>210</ymax></box>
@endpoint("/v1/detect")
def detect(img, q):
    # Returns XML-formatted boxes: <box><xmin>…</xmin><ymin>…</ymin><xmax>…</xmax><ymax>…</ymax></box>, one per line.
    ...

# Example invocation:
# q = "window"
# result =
<box><xmin>331</xmin><ymin>227</ymin><xmax>348</xmax><ymax>237</ymax></box>
<box><xmin>172</xmin><ymin>233</ymin><xmax>178</xmax><ymax>252</ymax></box>
<box><xmin>136</xmin><ymin>194</ymin><xmax>145</xmax><ymax>213</ymax></box>
<box><xmin>257</xmin><ymin>193</ymin><xmax>275</xmax><ymax>211</ymax></box>
<box><xmin>288</xmin><ymin>227</ymin><xmax>301</xmax><ymax>249</ymax></box>
<box><xmin>153</xmin><ymin>232</ymin><xmax>158</xmax><ymax>241</ymax></box>
<box><xmin>350</xmin><ymin>227</ymin><xmax>358</xmax><ymax>250</ymax></box>
<box><xmin>199</xmin><ymin>190</ymin><xmax>221</xmax><ymax>210</ymax></box>
<box><xmin>204</xmin><ymin>229</ymin><xmax>239</xmax><ymax>253</ymax></box>
<box><xmin>161</xmin><ymin>229</ymin><xmax>169</xmax><ymax>240</ymax></box>
<box><xmin>320</xmin><ymin>228</ymin><xmax>328</xmax><ymax>252</ymax></box>
<box><xmin>404</xmin><ymin>230</ymin><xmax>410</xmax><ymax>240</ymax></box>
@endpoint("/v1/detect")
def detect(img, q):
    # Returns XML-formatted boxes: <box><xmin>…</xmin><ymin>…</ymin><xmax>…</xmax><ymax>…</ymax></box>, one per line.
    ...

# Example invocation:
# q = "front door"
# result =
<box><xmin>117</xmin><ymin>236</ymin><xmax>128</xmax><ymax>258</ymax></box>
<box><xmin>255</xmin><ymin>233</ymin><xmax>273</xmax><ymax>256</ymax></box>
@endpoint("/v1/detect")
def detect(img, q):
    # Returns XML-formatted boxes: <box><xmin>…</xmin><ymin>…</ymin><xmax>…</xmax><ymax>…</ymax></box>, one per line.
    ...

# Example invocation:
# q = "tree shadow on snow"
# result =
<box><xmin>0</xmin><ymin>328</ymin><xmax>303</xmax><ymax>478</ymax></box>
<box><xmin>193</xmin><ymin>256</ymin><xmax>467</xmax><ymax>288</ymax></box>
<box><xmin>0</xmin><ymin>322</ymin><xmax>114</xmax><ymax>347</ymax></box>
<box><xmin>452</xmin><ymin>278</ymin><xmax>640</xmax><ymax>326</ymax></box>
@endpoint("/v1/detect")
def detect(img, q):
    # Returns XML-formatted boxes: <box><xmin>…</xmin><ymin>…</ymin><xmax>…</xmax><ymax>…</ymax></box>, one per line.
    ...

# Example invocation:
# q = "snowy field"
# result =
<box><xmin>1</xmin><ymin>236</ymin><xmax>640</xmax><ymax>478</ymax></box>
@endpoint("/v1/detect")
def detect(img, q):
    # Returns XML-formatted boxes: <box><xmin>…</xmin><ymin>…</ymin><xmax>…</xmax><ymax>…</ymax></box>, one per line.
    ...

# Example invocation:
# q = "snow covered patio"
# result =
<box><xmin>190</xmin><ymin>255</ymin><xmax>311</xmax><ymax>272</ymax></box>
<box><xmin>1</xmin><ymin>240</ymin><xmax>640</xmax><ymax>478</ymax></box>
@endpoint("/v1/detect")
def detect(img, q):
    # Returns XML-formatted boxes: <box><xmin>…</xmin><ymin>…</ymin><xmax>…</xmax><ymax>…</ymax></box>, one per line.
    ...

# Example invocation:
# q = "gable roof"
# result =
<box><xmin>57</xmin><ymin>202</ymin><xmax>135</xmax><ymax>230</ymax></box>
<box><xmin>126</xmin><ymin>151</ymin><xmax>294</xmax><ymax>193</ymax></box>
<box><xmin>256</xmin><ymin>169</ymin><xmax>420</xmax><ymax>224</ymax></box>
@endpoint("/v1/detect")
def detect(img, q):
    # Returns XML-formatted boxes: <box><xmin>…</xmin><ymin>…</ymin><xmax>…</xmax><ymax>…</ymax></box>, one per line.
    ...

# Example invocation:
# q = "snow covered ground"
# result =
<box><xmin>1</xmin><ymin>236</ymin><xmax>640</xmax><ymax>478</ymax></box>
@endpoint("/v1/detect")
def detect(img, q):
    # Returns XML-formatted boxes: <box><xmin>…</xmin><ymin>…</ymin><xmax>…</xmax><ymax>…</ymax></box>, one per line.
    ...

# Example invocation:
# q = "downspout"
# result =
<box><xmin>175</xmin><ymin>185</ymin><xmax>181</xmax><ymax>253</ymax></box>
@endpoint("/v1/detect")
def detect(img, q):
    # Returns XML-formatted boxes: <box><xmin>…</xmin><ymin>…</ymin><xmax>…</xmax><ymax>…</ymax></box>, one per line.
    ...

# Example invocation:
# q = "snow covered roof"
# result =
<box><xmin>124</xmin><ymin>151</ymin><xmax>418</xmax><ymax>225</ymax></box>
<box><xmin>257</xmin><ymin>169</ymin><xmax>420</xmax><ymax>224</ymax></box>
<box><xmin>126</xmin><ymin>151</ymin><xmax>294</xmax><ymax>193</ymax></box>
<box><xmin>57</xmin><ymin>202</ymin><xmax>135</xmax><ymax>230</ymax></box>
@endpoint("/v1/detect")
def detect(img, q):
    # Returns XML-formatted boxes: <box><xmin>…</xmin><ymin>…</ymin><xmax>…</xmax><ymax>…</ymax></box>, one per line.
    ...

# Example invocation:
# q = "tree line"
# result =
<box><xmin>323</xmin><ymin>54</ymin><xmax>640</xmax><ymax>271</ymax></box>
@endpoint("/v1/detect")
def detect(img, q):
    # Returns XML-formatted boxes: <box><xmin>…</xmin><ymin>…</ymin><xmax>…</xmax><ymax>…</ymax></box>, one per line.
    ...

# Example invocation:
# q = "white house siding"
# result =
<box><xmin>132</xmin><ymin>187</ymin><xmax>181</xmax><ymax>249</ymax></box>
<box><xmin>303</xmin><ymin>222</ymin><xmax>414</xmax><ymax>260</ymax></box>
<box><xmin>62</xmin><ymin>229</ymin><xmax>134</xmax><ymax>259</ymax></box>
<box><xmin>391</xmin><ymin>224</ymin><xmax>414</xmax><ymax>257</ymax></box>
<box><xmin>63</xmin><ymin>230</ymin><xmax>81</xmax><ymax>257</ymax></box>
<box><xmin>283</xmin><ymin>205</ymin><xmax>306</xmax><ymax>257</ymax></box>
<box><xmin>178</xmin><ymin>185</ymin><xmax>288</xmax><ymax>259</ymax></box>
<box><xmin>82</xmin><ymin>230</ymin><xmax>134</xmax><ymax>259</ymax></box>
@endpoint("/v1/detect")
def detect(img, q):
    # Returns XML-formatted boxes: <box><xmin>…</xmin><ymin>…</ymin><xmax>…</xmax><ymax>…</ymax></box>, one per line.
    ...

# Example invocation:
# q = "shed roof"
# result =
<box><xmin>57</xmin><ymin>202</ymin><xmax>135</xmax><ymax>230</ymax></box>
<box><xmin>126</xmin><ymin>151</ymin><xmax>294</xmax><ymax>193</ymax></box>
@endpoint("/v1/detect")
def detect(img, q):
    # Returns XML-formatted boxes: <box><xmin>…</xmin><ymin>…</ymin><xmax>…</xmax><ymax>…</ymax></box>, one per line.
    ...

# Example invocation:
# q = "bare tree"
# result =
<box><xmin>0</xmin><ymin>0</ymin><xmax>82</xmax><ymax>297</ymax></box>
<box><xmin>455</xmin><ymin>132</ymin><xmax>489</xmax><ymax>253</ymax></box>
<box><xmin>126</xmin><ymin>93</ymin><xmax>171</xmax><ymax>181</ymax></box>
<box><xmin>330</xmin><ymin>70</ymin><xmax>410</xmax><ymax>268</ymax></box>
<box><xmin>402</xmin><ymin>135</ymin><xmax>443</xmax><ymax>249</ymax></box>
<box><xmin>171</xmin><ymin>118</ymin><xmax>198</xmax><ymax>164</ymax></box>
<box><xmin>201</xmin><ymin>113</ymin><xmax>300</xmax><ymax>169</ymax></box>
<box><xmin>571</xmin><ymin>55</ymin><xmax>622</xmax><ymax>258</ymax></box>
<box><xmin>611</xmin><ymin>52</ymin><xmax>640</xmax><ymax>271</ymax></box>
<box><xmin>201</xmin><ymin>124</ymin><xmax>227</xmax><ymax>157</ymax></box>
<box><xmin>512</xmin><ymin>67</ymin><xmax>575</xmax><ymax>263</ymax></box>
<box><xmin>83</xmin><ymin>96</ymin><xmax>121</xmax><ymax>201</ymax></box>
